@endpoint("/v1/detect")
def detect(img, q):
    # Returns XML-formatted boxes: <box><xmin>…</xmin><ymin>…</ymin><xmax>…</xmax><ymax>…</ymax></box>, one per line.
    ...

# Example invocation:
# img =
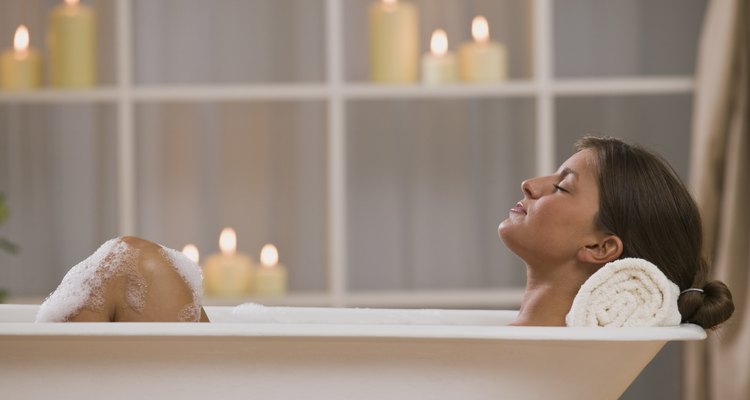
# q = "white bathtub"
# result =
<box><xmin>0</xmin><ymin>304</ymin><xmax>704</xmax><ymax>400</ymax></box>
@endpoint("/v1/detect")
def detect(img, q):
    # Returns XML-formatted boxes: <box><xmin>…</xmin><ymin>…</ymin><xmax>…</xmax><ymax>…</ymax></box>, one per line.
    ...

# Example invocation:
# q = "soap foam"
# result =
<box><xmin>35</xmin><ymin>238</ymin><xmax>139</xmax><ymax>322</ymax></box>
<box><xmin>123</xmin><ymin>266</ymin><xmax>148</xmax><ymax>313</ymax></box>
<box><xmin>160</xmin><ymin>246</ymin><xmax>204</xmax><ymax>306</ymax></box>
<box><xmin>177</xmin><ymin>303</ymin><xmax>201</xmax><ymax>322</ymax></box>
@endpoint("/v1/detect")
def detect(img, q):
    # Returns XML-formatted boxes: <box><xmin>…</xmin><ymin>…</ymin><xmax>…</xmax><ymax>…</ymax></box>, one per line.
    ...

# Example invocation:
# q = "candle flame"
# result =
<box><xmin>13</xmin><ymin>25</ymin><xmax>29</xmax><ymax>52</ymax></box>
<box><xmin>472</xmin><ymin>16</ymin><xmax>490</xmax><ymax>44</ymax></box>
<box><xmin>430</xmin><ymin>29</ymin><xmax>448</xmax><ymax>56</ymax></box>
<box><xmin>219</xmin><ymin>227</ymin><xmax>237</xmax><ymax>256</ymax></box>
<box><xmin>182</xmin><ymin>244</ymin><xmax>200</xmax><ymax>265</ymax></box>
<box><xmin>260</xmin><ymin>244</ymin><xmax>279</xmax><ymax>268</ymax></box>
<box><xmin>65</xmin><ymin>0</ymin><xmax>80</xmax><ymax>6</ymax></box>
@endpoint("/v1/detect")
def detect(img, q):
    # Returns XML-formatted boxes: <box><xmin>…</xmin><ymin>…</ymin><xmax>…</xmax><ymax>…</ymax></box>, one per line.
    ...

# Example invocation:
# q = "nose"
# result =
<box><xmin>521</xmin><ymin>176</ymin><xmax>545</xmax><ymax>199</ymax></box>
<box><xmin>522</xmin><ymin>178</ymin><xmax>537</xmax><ymax>199</ymax></box>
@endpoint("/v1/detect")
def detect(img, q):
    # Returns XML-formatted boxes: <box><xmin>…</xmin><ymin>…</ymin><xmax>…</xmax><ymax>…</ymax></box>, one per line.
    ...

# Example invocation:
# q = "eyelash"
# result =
<box><xmin>553</xmin><ymin>184</ymin><xmax>568</xmax><ymax>193</ymax></box>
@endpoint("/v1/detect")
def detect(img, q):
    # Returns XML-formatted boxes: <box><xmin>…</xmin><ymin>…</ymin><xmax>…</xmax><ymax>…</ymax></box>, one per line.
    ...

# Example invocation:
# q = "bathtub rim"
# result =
<box><xmin>0</xmin><ymin>304</ymin><xmax>706</xmax><ymax>342</ymax></box>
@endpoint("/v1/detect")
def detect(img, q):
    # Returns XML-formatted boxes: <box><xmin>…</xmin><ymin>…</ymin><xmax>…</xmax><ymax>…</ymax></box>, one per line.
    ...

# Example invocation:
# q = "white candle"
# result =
<box><xmin>203</xmin><ymin>228</ymin><xmax>255</xmax><ymax>297</ymax></box>
<box><xmin>48</xmin><ymin>0</ymin><xmax>97</xmax><ymax>87</ymax></box>
<box><xmin>254</xmin><ymin>244</ymin><xmax>288</xmax><ymax>296</ymax></box>
<box><xmin>369</xmin><ymin>0</ymin><xmax>419</xmax><ymax>83</ymax></box>
<box><xmin>458</xmin><ymin>16</ymin><xmax>507</xmax><ymax>82</ymax></box>
<box><xmin>421</xmin><ymin>29</ymin><xmax>457</xmax><ymax>85</ymax></box>
<box><xmin>182</xmin><ymin>244</ymin><xmax>200</xmax><ymax>265</ymax></box>
<box><xmin>0</xmin><ymin>25</ymin><xmax>42</xmax><ymax>90</ymax></box>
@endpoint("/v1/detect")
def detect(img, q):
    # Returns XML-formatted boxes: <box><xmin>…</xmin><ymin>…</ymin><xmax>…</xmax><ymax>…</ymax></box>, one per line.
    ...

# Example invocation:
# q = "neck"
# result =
<box><xmin>511</xmin><ymin>261</ymin><xmax>593</xmax><ymax>326</ymax></box>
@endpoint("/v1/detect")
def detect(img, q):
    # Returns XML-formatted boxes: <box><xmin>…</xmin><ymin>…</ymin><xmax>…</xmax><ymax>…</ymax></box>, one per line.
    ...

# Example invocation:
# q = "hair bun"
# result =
<box><xmin>678</xmin><ymin>280</ymin><xmax>735</xmax><ymax>329</ymax></box>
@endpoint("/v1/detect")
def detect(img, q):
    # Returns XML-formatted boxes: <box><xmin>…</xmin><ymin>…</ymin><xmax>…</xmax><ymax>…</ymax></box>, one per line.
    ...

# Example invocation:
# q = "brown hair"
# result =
<box><xmin>576</xmin><ymin>136</ymin><xmax>734</xmax><ymax>329</ymax></box>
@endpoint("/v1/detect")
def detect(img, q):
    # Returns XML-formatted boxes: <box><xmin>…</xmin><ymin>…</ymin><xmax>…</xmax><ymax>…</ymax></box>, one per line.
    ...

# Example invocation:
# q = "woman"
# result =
<box><xmin>499</xmin><ymin>136</ymin><xmax>734</xmax><ymax>328</ymax></box>
<box><xmin>39</xmin><ymin>136</ymin><xmax>733</xmax><ymax>328</ymax></box>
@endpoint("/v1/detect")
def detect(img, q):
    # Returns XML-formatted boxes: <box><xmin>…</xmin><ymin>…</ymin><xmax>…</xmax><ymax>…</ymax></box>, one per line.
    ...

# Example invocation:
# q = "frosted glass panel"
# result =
<box><xmin>133</xmin><ymin>0</ymin><xmax>326</xmax><ymax>84</ymax></box>
<box><xmin>0</xmin><ymin>104</ymin><xmax>119</xmax><ymax>297</ymax></box>
<box><xmin>555</xmin><ymin>95</ymin><xmax>693</xmax><ymax>180</ymax></box>
<box><xmin>135</xmin><ymin>101</ymin><xmax>327</xmax><ymax>292</ymax></box>
<box><xmin>554</xmin><ymin>0</ymin><xmax>706</xmax><ymax>78</ymax></box>
<box><xmin>343</xmin><ymin>0</ymin><xmax>533</xmax><ymax>81</ymax></box>
<box><xmin>0</xmin><ymin>0</ymin><xmax>118</xmax><ymax>85</ymax></box>
<box><xmin>347</xmin><ymin>99</ymin><xmax>535</xmax><ymax>291</ymax></box>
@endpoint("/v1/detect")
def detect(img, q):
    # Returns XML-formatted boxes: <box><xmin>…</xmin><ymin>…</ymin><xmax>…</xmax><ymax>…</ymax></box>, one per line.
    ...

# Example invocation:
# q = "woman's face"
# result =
<box><xmin>498</xmin><ymin>148</ymin><xmax>604</xmax><ymax>265</ymax></box>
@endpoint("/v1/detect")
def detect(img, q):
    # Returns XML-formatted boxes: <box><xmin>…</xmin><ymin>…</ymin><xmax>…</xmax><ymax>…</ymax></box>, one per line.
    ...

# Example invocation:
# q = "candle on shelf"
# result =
<box><xmin>254</xmin><ymin>244</ymin><xmax>288</xmax><ymax>296</ymax></box>
<box><xmin>182</xmin><ymin>244</ymin><xmax>200</xmax><ymax>265</ymax></box>
<box><xmin>1</xmin><ymin>25</ymin><xmax>42</xmax><ymax>90</ymax></box>
<box><xmin>421</xmin><ymin>29</ymin><xmax>457</xmax><ymax>85</ymax></box>
<box><xmin>48</xmin><ymin>0</ymin><xmax>97</xmax><ymax>87</ymax></box>
<box><xmin>458</xmin><ymin>16</ymin><xmax>507</xmax><ymax>82</ymax></box>
<box><xmin>203</xmin><ymin>228</ymin><xmax>255</xmax><ymax>297</ymax></box>
<box><xmin>368</xmin><ymin>0</ymin><xmax>419</xmax><ymax>83</ymax></box>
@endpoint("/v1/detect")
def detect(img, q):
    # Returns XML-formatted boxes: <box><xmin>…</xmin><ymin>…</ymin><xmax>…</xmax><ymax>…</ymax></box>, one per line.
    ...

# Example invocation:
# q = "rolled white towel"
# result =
<box><xmin>565</xmin><ymin>258</ymin><xmax>682</xmax><ymax>327</ymax></box>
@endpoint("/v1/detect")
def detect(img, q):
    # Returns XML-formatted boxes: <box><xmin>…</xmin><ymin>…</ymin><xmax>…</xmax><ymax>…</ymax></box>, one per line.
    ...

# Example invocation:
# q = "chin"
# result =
<box><xmin>497</xmin><ymin>217</ymin><xmax>514</xmax><ymax>240</ymax></box>
<box><xmin>497</xmin><ymin>219</ymin><xmax>514</xmax><ymax>248</ymax></box>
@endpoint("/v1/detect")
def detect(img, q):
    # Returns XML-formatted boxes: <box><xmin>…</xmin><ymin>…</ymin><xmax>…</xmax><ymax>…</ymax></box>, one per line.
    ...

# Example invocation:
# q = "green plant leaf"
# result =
<box><xmin>0</xmin><ymin>238</ymin><xmax>19</xmax><ymax>254</ymax></box>
<box><xmin>0</xmin><ymin>193</ymin><xmax>7</xmax><ymax>224</ymax></box>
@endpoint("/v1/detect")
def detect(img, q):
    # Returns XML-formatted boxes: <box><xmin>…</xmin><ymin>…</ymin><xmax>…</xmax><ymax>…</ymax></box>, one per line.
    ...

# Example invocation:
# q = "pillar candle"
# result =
<box><xmin>203</xmin><ymin>228</ymin><xmax>255</xmax><ymax>297</ymax></box>
<box><xmin>368</xmin><ymin>0</ymin><xmax>419</xmax><ymax>83</ymax></box>
<box><xmin>254</xmin><ymin>244</ymin><xmax>288</xmax><ymax>296</ymax></box>
<box><xmin>1</xmin><ymin>25</ymin><xmax>42</xmax><ymax>90</ymax></box>
<box><xmin>421</xmin><ymin>29</ymin><xmax>457</xmax><ymax>85</ymax></box>
<box><xmin>182</xmin><ymin>244</ymin><xmax>200</xmax><ymax>265</ymax></box>
<box><xmin>48</xmin><ymin>0</ymin><xmax>97</xmax><ymax>87</ymax></box>
<box><xmin>458</xmin><ymin>16</ymin><xmax>507</xmax><ymax>82</ymax></box>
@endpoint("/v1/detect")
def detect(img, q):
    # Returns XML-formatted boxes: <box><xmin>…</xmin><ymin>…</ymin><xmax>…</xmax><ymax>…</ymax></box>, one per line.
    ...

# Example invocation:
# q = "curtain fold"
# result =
<box><xmin>686</xmin><ymin>0</ymin><xmax>750</xmax><ymax>399</ymax></box>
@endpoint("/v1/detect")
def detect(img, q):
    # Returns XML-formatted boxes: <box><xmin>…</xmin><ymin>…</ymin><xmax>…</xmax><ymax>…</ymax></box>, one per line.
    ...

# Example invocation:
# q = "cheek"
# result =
<box><xmin>532</xmin><ymin>200</ymin><xmax>598</xmax><ymax>239</ymax></box>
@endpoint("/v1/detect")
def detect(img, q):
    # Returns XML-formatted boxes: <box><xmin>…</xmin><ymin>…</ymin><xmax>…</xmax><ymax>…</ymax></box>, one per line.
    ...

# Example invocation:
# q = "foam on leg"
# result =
<box><xmin>35</xmin><ymin>238</ymin><xmax>140</xmax><ymax>322</ymax></box>
<box><xmin>159</xmin><ymin>246</ymin><xmax>204</xmax><ymax>322</ymax></box>
<box><xmin>123</xmin><ymin>265</ymin><xmax>149</xmax><ymax>313</ymax></box>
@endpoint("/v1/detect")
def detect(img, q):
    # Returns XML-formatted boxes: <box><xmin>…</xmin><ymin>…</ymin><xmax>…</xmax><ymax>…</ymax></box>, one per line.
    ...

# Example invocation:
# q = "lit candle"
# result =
<box><xmin>48</xmin><ymin>0</ymin><xmax>97</xmax><ymax>87</ymax></box>
<box><xmin>182</xmin><ymin>244</ymin><xmax>200</xmax><ymax>265</ymax></box>
<box><xmin>0</xmin><ymin>25</ymin><xmax>42</xmax><ymax>90</ymax></box>
<box><xmin>368</xmin><ymin>0</ymin><xmax>419</xmax><ymax>83</ymax></box>
<box><xmin>458</xmin><ymin>16</ymin><xmax>507</xmax><ymax>82</ymax></box>
<box><xmin>421</xmin><ymin>29</ymin><xmax>457</xmax><ymax>85</ymax></box>
<box><xmin>202</xmin><ymin>228</ymin><xmax>255</xmax><ymax>297</ymax></box>
<box><xmin>254</xmin><ymin>244</ymin><xmax>288</xmax><ymax>296</ymax></box>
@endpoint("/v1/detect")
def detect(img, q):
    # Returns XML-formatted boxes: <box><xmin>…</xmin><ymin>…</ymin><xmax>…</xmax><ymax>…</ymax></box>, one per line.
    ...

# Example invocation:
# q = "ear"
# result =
<box><xmin>577</xmin><ymin>235</ymin><xmax>623</xmax><ymax>265</ymax></box>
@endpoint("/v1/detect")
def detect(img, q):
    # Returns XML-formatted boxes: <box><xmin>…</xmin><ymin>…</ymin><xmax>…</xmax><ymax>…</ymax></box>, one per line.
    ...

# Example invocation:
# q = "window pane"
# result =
<box><xmin>347</xmin><ymin>98</ymin><xmax>535</xmax><ymax>291</ymax></box>
<box><xmin>555</xmin><ymin>94</ymin><xmax>692</xmax><ymax>180</ymax></box>
<box><xmin>0</xmin><ymin>104</ymin><xmax>119</xmax><ymax>296</ymax></box>
<box><xmin>554</xmin><ymin>0</ymin><xmax>706</xmax><ymax>77</ymax></box>
<box><xmin>135</xmin><ymin>101</ymin><xmax>328</xmax><ymax>292</ymax></box>
<box><xmin>344</xmin><ymin>0</ymin><xmax>533</xmax><ymax>81</ymax></box>
<box><xmin>133</xmin><ymin>0</ymin><xmax>326</xmax><ymax>84</ymax></box>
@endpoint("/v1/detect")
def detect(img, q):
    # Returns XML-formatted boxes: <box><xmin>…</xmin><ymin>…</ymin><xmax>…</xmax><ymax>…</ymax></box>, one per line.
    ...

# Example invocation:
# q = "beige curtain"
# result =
<box><xmin>686</xmin><ymin>0</ymin><xmax>749</xmax><ymax>399</ymax></box>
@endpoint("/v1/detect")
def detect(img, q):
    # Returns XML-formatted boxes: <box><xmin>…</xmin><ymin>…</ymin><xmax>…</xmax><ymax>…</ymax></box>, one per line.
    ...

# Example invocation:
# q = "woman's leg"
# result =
<box><xmin>49</xmin><ymin>236</ymin><xmax>208</xmax><ymax>322</ymax></box>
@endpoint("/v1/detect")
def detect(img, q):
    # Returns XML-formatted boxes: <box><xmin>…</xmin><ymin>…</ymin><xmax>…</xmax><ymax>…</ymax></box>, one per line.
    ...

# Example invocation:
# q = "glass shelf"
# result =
<box><xmin>0</xmin><ymin>76</ymin><xmax>692</xmax><ymax>103</ymax></box>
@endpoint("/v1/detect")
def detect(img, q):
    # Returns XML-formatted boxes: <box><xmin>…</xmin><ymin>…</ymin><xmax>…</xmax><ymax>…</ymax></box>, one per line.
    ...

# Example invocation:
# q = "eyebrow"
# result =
<box><xmin>559</xmin><ymin>167</ymin><xmax>578</xmax><ymax>180</ymax></box>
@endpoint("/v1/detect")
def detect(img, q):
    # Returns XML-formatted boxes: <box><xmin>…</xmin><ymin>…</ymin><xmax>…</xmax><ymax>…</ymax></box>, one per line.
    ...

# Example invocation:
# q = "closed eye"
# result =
<box><xmin>553</xmin><ymin>184</ymin><xmax>569</xmax><ymax>193</ymax></box>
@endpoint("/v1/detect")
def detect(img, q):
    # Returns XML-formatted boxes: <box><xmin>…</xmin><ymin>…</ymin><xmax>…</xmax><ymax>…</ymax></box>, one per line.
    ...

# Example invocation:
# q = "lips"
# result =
<box><xmin>510</xmin><ymin>202</ymin><xmax>527</xmax><ymax>215</ymax></box>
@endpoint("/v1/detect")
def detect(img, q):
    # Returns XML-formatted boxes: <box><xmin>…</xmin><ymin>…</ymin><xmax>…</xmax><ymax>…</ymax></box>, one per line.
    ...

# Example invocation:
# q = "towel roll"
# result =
<box><xmin>565</xmin><ymin>258</ymin><xmax>682</xmax><ymax>327</ymax></box>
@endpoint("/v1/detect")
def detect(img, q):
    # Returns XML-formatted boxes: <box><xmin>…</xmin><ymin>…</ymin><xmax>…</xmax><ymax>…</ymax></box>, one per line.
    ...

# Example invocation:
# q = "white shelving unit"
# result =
<box><xmin>0</xmin><ymin>0</ymin><xmax>698</xmax><ymax>308</ymax></box>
